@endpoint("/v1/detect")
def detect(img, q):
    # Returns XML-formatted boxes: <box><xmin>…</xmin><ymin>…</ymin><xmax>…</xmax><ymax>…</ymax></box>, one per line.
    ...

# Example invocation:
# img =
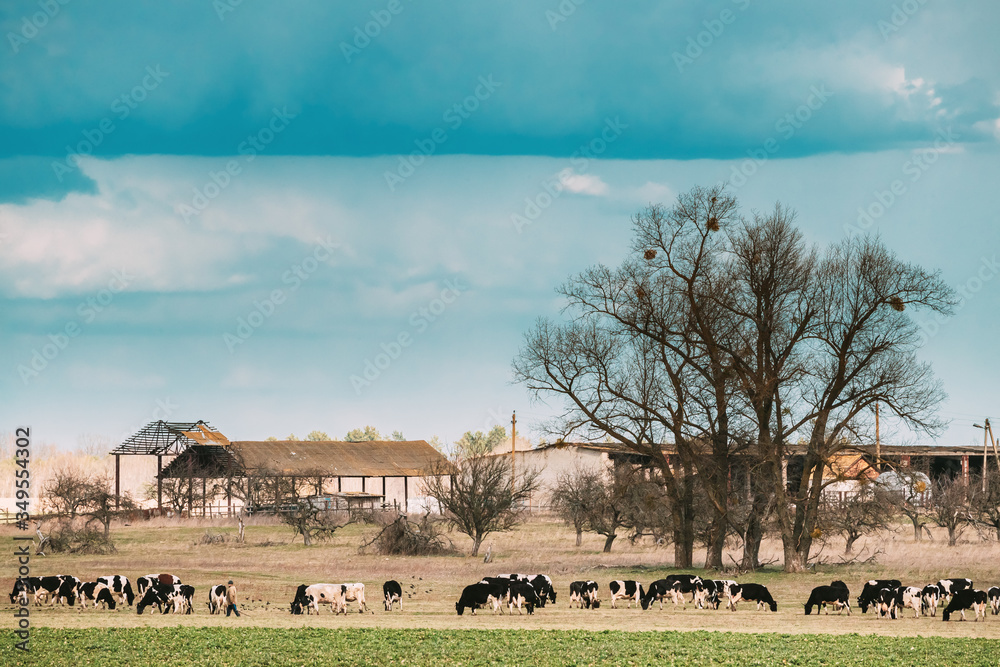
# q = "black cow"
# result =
<box><xmin>921</xmin><ymin>584</ymin><xmax>942</xmax><ymax>617</ymax></box>
<box><xmin>727</xmin><ymin>583</ymin><xmax>777</xmax><ymax>612</ymax></box>
<box><xmin>608</xmin><ymin>580</ymin><xmax>644</xmax><ymax>609</ymax></box>
<box><xmin>508</xmin><ymin>581</ymin><xmax>540</xmax><ymax>614</ymax></box>
<box><xmin>937</xmin><ymin>578</ymin><xmax>973</xmax><ymax>599</ymax></box>
<box><xmin>291</xmin><ymin>584</ymin><xmax>313</xmax><ymax>615</ymax></box>
<box><xmin>988</xmin><ymin>587</ymin><xmax>1000</xmax><ymax>616</ymax></box>
<box><xmin>136</xmin><ymin>584</ymin><xmax>171</xmax><ymax>615</ymax></box>
<box><xmin>32</xmin><ymin>575</ymin><xmax>79</xmax><ymax>606</ymax></box>
<box><xmin>942</xmin><ymin>589</ymin><xmax>988</xmax><ymax>622</ymax></box>
<box><xmin>640</xmin><ymin>580</ymin><xmax>673</xmax><ymax>610</ymax></box>
<box><xmin>569</xmin><ymin>581</ymin><xmax>599</xmax><ymax>609</ymax></box>
<box><xmin>77</xmin><ymin>582</ymin><xmax>116</xmax><ymax>610</ymax></box>
<box><xmin>383</xmin><ymin>580</ymin><xmax>403</xmax><ymax>611</ymax></box>
<box><xmin>96</xmin><ymin>576</ymin><xmax>135</xmax><ymax>606</ymax></box>
<box><xmin>857</xmin><ymin>580</ymin><xmax>902</xmax><ymax>613</ymax></box>
<box><xmin>137</xmin><ymin>582</ymin><xmax>191</xmax><ymax>615</ymax></box>
<box><xmin>495</xmin><ymin>574</ymin><xmax>555</xmax><ymax>606</ymax></box>
<box><xmin>456</xmin><ymin>583</ymin><xmax>507</xmax><ymax>616</ymax></box>
<box><xmin>804</xmin><ymin>582</ymin><xmax>851</xmax><ymax>615</ymax></box>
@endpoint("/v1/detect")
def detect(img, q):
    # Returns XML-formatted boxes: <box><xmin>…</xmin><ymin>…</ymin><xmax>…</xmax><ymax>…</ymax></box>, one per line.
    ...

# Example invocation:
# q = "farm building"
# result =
<box><xmin>110</xmin><ymin>421</ymin><xmax>450</xmax><ymax>517</ymax></box>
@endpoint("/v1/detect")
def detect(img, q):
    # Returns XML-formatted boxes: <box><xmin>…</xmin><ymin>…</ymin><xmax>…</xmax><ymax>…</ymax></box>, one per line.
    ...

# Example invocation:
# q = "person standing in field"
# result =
<box><xmin>226</xmin><ymin>579</ymin><xmax>241</xmax><ymax>617</ymax></box>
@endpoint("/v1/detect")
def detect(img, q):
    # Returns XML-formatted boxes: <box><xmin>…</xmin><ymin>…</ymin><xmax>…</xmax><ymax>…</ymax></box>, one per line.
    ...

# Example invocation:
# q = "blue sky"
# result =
<box><xmin>2</xmin><ymin>1</ymin><xmax>998</xmax><ymax>449</ymax></box>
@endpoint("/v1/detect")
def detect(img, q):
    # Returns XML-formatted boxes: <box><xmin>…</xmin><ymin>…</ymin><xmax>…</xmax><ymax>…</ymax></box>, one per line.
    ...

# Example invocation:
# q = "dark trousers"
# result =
<box><xmin>226</xmin><ymin>603</ymin><xmax>240</xmax><ymax>617</ymax></box>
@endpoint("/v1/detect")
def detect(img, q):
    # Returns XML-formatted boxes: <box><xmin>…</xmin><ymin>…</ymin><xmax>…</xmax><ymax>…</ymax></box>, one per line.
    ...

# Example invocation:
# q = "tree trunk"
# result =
<box><xmin>602</xmin><ymin>533</ymin><xmax>616</xmax><ymax>553</ymax></box>
<box><xmin>471</xmin><ymin>535</ymin><xmax>483</xmax><ymax>557</ymax></box>
<box><xmin>844</xmin><ymin>533</ymin><xmax>859</xmax><ymax>555</ymax></box>
<box><xmin>705</xmin><ymin>516</ymin><xmax>726</xmax><ymax>570</ymax></box>
<box><xmin>302</xmin><ymin>527</ymin><xmax>312</xmax><ymax>546</ymax></box>
<box><xmin>575</xmin><ymin>527</ymin><xmax>583</xmax><ymax>547</ymax></box>
<box><xmin>103</xmin><ymin>519</ymin><xmax>111</xmax><ymax>539</ymax></box>
<box><xmin>908</xmin><ymin>514</ymin><xmax>922</xmax><ymax>541</ymax></box>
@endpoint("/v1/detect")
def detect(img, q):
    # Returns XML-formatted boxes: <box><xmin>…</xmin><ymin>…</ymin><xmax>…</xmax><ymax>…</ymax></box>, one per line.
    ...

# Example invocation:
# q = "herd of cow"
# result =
<box><xmin>8</xmin><ymin>574</ymin><xmax>230</xmax><ymax>616</ymax></box>
<box><xmin>10</xmin><ymin>572</ymin><xmax>1000</xmax><ymax>623</ymax></box>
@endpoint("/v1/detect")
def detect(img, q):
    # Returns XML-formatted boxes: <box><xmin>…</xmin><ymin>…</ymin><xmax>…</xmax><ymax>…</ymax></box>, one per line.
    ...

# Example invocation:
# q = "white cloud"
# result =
<box><xmin>558</xmin><ymin>169</ymin><xmax>609</xmax><ymax>196</ymax></box>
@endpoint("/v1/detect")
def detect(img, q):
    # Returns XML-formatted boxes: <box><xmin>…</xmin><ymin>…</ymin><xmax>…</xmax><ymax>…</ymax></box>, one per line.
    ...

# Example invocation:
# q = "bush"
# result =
<box><xmin>359</xmin><ymin>512</ymin><xmax>457</xmax><ymax>556</ymax></box>
<box><xmin>45</xmin><ymin>524</ymin><xmax>116</xmax><ymax>555</ymax></box>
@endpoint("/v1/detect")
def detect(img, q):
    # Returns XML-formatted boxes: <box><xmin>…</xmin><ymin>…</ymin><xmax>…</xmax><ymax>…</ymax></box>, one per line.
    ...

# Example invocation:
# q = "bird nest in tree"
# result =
<box><xmin>706</xmin><ymin>216</ymin><xmax>720</xmax><ymax>232</ymax></box>
<box><xmin>643</xmin><ymin>249</ymin><xmax>657</xmax><ymax>260</ymax></box>
<box><xmin>888</xmin><ymin>296</ymin><xmax>905</xmax><ymax>312</ymax></box>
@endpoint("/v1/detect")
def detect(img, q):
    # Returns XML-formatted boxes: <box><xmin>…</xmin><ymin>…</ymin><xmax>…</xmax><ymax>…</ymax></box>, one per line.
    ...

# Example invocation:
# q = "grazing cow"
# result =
<box><xmin>496</xmin><ymin>574</ymin><xmax>555</xmax><ymax>606</ymax></box>
<box><xmin>383</xmin><ymin>580</ymin><xmax>403</xmax><ymax>611</ymax></box>
<box><xmin>664</xmin><ymin>575</ymin><xmax>703</xmax><ymax>608</ymax></box>
<box><xmin>172</xmin><ymin>585</ymin><xmax>195</xmax><ymax>614</ymax></box>
<box><xmin>9</xmin><ymin>578</ymin><xmax>39</xmax><ymax>605</ymax></box>
<box><xmin>508</xmin><ymin>581</ymin><xmax>540</xmax><ymax>615</ymax></box>
<box><xmin>136</xmin><ymin>583</ymin><xmax>171</xmax><ymax>615</ymax></box>
<box><xmin>77</xmin><ymin>582</ymin><xmax>117</xmax><ymax>610</ymax></box>
<box><xmin>873</xmin><ymin>587</ymin><xmax>897</xmax><ymax>619</ymax></box>
<box><xmin>942</xmin><ymin>589</ymin><xmax>989</xmax><ymax>622</ymax></box>
<box><xmin>894</xmin><ymin>586</ymin><xmax>923</xmax><ymax>619</ymax></box>
<box><xmin>208</xmin><ymin>584</ymin><xmax>227</xmax><ymax>614</ymax></box>
<box><xmin>937</xmin><ymin>578</ymin><xmax>974</xmax><ymax>600</ymax></box>
<box><xmin>727</xmin><ymin>583</ymin><xmax>777</xmax><ymax>612</ymax></box>
<box><xmin>51</xmin><ymin>575</ymin><xmax>81</xmax><ymax>606</ymax></box>
<box><xmin>136</xmin><ymin>574</ymin><xmax>181</xmax><ymax>597</ymax></box>
<box><xmin>96</xmin><ymin>576</ymin><xmax>135</xmax><ymax>606</ymax></box>
<box><xmin>608</xmin><ymin>581</ymin><xmax>644</xmax><ymax>609</ymax></box>
<box><xmin>290</xmin><ymin>585</ymin><xmax>314</xmax><ymax>615</ymax></box>
<box><xmin>921</xmin><ymin>584</ymin><xmax>942</xmax><ymax>617</ymax></box>
<box><xmin>298</xmin><ymin>584</ymin><xmax>347</xmax><ymax>615</ymax></box>
<box><xmin>988</xmin><ymin>587</ymin><xmax>1000</xmax><ymax>616</ymax></box>
<box><xmin>569</xmin><ymin>581</ymin><xmax>599</xmax><ymax>609</ymax></box>
<box><xmin>857</xmin><ymin>580</ymin><xmax>902</xmax><ymax>613</ymax></box>
<box><xmin>640</xmin><ymin>580</ymin><xmax>673</xmax><ymax>611</ymax></box>
<box><xmin>456</xmin><ymin>582</ymin><xmax>507</xmax><ymax>616</ymax></box>
<box><xmin>804</xmin><ymin>583</ymin><xmax>851</xmax><ymax>615</ymax></box>
<box><xmin>339</xmin><ymin>583</ymin><xmax>367</xmax><ymax>613</ymax></box>
<box><xmin>694</xmin><ymin>580</ymin><xmax>724</xmax><ymax>610</ymax></box>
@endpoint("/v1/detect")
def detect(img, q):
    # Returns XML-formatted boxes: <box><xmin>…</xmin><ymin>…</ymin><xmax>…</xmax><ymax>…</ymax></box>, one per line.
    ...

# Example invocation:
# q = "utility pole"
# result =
<box><xmin>875</xmin><ymin>402</ymin><xmax>880</xmax><ymax>472</ymax></box>
<box><xmin>973</xmin><ymin>418</ymin><xmax>999</xmax><ymax>493</ymax></box>
<box><xmin>511</xmin><ymin>411</ymin><xmax>516</xmax><ymax>495</ymax></box>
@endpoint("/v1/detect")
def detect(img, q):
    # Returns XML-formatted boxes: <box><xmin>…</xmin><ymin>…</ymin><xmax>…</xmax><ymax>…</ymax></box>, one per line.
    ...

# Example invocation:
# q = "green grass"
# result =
<box><xmin>6</xmin><ymin>628</ymin><xmax>1000</xmax><ymax>666</ymax></box>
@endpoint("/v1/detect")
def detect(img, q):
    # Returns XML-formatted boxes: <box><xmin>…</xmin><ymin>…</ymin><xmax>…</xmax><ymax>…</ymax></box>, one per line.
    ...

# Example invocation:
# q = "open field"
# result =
<box><xmin>5</xmin><ymin>628</ymin><xmax>1000</xmax><ymax>666</ymax></box>
<box><xmin>4</xmin><ymin>515</ymin><xmax>1000</xmax><ymax>640</ymax></box>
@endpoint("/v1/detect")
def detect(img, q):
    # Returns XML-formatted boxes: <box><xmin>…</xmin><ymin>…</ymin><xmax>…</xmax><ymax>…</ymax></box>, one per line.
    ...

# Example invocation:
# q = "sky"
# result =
<box><xmin>1</xmin><ymin>1</ymin><xmax>998</xmax><ymax>450</ymax></box>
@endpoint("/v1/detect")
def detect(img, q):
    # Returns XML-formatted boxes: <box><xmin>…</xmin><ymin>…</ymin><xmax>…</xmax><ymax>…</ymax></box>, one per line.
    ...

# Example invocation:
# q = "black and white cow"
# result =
<box><xmin>136</xmin><ymin>583</ymin><xmax>171</xmax><ymax>615</ymax></box>
<box><xmin>727</xmin><ymin>583</ymin><xmax>777</xmax><ymax>612</ymax></box>
<box><xmin>136</xmin><ymin>574</ymin><xmax>181</xmax><ymax>597</ymax></box>
<box><xmin>921</xmin><ymin>584</ymin><xmax>942</xmax><ymax>617</ymax></box>
<box><xmin>942</xmin><ymin>589</ymin><xmax>988</xmax><ymax>622</ymax></box>
<box><xmin>208</xmin><ymin>584</ymin><xmax>227</xmax><ymax>614</ymax></box>
<box><xmin>988</xmin><ymin>587</ymin><xmax>1000</xmax><ymax>616</ymax></box>
<box><xmin>39</xmin><ymin>575</ymin><xmax>80</xmax><ymax>606</ymax></box>
<box><xmin>694</xmin><ymin>580</ymin><xmax>724</xmax><ymax>610</ymax></box>
<box><xmin>290</xmin><ymin>585</ymin><xmax>314</xmax><ymax>615</ymax></box>
<box><xmin>174</xmin><ymin>585</ymin><xmax>195</xmax><ymax>614</ymax></box>
<box><xmin>936</xmin><ymin>578</ymin><xmax>973</xmax><ymax>600</ymax></box>
<box><xmin>804</xmin><ymin>582</ymin><xmax>851</xmax><ymax>615</ymax></box>
<box><xmin>456</xmin><ymin>582</ymin><xmax>506</xmax><ymax>616</ymax></box>
<box><xmin>298</xmin><ymin>584</ymin><xmax>347</xmax><ymax>614</ymax></box>
<box><xmin>874</xmin><ymin>587</ymin><xmax>897</xmax><ymax>619</ymax></box>
<box><xmin>569</xmin><ymin>581</ymin><xmax>599</xmax><ymax>609</ymax></box>
<box><xmin>508</xmin><ymin>581</ymin><xmax>540</xmax><ymax>614</ymax></box>
<box><xmin>894</xmin><ymin>586</ymin><xmax>923</xmax><ymax>619</ymax></box>
<box><xmin>383</xmin><ymin>580</ymin><xmax>403</xmax><ymax>611</ymax></box>
<box><xmin>640</xmin><ymin>580</ymin><xmax>673</xmax><ymax>610</ymax></box>
<box><xmin>496</xmin><ymin>574</ymin><xmax>555</xmax><ymax>606</ymax></box>
<box><xmin>608</xmin><ymin>581</ymin><xmax>644</xmax><ymax>609</ymax></box>
<box><xmin>9</xmin><ymin>578</ymin><xmax>38</xmax><ymax>605</ymax></box>
<box><xmin>665</xmin><ymin>574</ymin><xmax>703</xmax><ymax>608</ymax></box>
<box><xmin>857</xmin><ymin>580</ymin><xmax>902</xmax><ymax>613</ymax></box>
<box><xmin>77</xmin><ymin>582</ymin><xmax>117</xmax><ymax>610</ymax></box>
<box><xmin>96</xmin><ymin>576</ymin><xmax>135</xmax><ymax>606</ymax></box>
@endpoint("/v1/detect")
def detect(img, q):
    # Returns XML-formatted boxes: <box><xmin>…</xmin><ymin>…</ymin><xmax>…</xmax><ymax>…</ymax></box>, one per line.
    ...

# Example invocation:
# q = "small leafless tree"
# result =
<box><xmin>818</xmin><ymin>481</ymin><xmax>895</xmax><ymax>554</ymax></box>
<box><xmin>144</xmin><ymin>476</ymin><xmax>217</xmax><ymax>515</ymax></box>
<box><xmin>929</xmin><ymin>476</ymin><xmax>972</xmax><ymax>546</ymax></box>
<box><xmin>882</xmin><ymin>472</ymin><xmax>932</xmax><ymax>541</ymax></box>
<box><xmin>550</xmin><ymin>466</ymin><xmax>597</xmax><ymax>547</ymax></box>
<box><xmin>423</xmin><ymin>455</ymin><xmax>539</xmax><ymax>556</ymax></box>
<box><xmin>43</xmin><ymin>468</ymin><xmax>92</xmax><ymax>518</ymax></box>
<box><xmin>82</xmin><ymin>475</ymin><xmax>137</xmax><ymax>538</ymax></box>
<box><xmin>971</xmin><ymin>473</ymin><xmax>1000</xmax><ymax>541</ymax></box>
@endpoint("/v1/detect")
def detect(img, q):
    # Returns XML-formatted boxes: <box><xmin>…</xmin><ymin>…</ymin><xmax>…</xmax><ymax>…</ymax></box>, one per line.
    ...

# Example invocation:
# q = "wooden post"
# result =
<box><xmin>202</xmin><ymin>477</ymin><xmax>207</xmax><ymax>517</ymax></box>
<box><xmin>157</xmin><ymin>455</ymin><xmax>163</xmax><ymax>513</ymax></box>
<box><xmin>404</xmin><ymin>476</ymin><xmax>409</xmax><ymax>510</ymax></box>
<box><xmin>511</xmin><ymin>411</ymin><xmax>516</xmax><ymax>495</ymax></box>
<box><xmin>362</xmin><ymin>477</ymin><xmax>366</xmax><ymax>493</ymax></box>
<box><xmin>115</xmin><ymin>454</ymin><xmax>121</xmax><ymax>511</ymax></box>
<box><xmin>187</xmin><ymin>455</ymin><xmax>194</xmax><ymax>517</ymax></box>
<box><xmin>382</xmin><ymin>476</ymin><xmax>386</xmax><ymax>501</ymax></box>
<box><xmin>962</xmin><ymin>455</ymin><xmax>970</xmax><ymax>486</ymax></box>
<box><xmin>226</xmin><ymin>479</ymin><xmax>232</xmax><ymax>517</ymax></box>
<box><xmin>338</xmin><ymin>476</ymin><xmax>342</xmax><ymax>492</ymax></box>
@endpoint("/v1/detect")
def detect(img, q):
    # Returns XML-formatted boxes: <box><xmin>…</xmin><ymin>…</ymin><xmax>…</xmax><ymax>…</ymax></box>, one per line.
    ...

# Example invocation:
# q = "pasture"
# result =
<box><xmin>4</xmin><ymin>514</ymin><xmax>1000</xmax><ymax>642</ymax></box>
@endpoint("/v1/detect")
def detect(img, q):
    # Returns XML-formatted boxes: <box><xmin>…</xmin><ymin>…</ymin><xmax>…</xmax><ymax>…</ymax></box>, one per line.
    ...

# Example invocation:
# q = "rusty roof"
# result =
<box><xmin>228</xmin><ymin>440</ymin><xmax>449</xmax><ymax>477</ymax></box>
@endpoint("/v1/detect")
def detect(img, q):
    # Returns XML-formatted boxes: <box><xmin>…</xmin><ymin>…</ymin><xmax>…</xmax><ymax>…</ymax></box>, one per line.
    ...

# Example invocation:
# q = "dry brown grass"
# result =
<box><xmin>4</xmin><ymin>515</ymin><xmax>1000</xmax><ymax>638</ymax></box>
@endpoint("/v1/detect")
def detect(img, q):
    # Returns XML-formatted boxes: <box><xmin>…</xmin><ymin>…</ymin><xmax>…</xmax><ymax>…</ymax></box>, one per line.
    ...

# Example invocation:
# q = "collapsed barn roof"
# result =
<box><xmin>158</xmin><ymin>439</ymin><xmax>450</xmax><ymax>479</ymax></box>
